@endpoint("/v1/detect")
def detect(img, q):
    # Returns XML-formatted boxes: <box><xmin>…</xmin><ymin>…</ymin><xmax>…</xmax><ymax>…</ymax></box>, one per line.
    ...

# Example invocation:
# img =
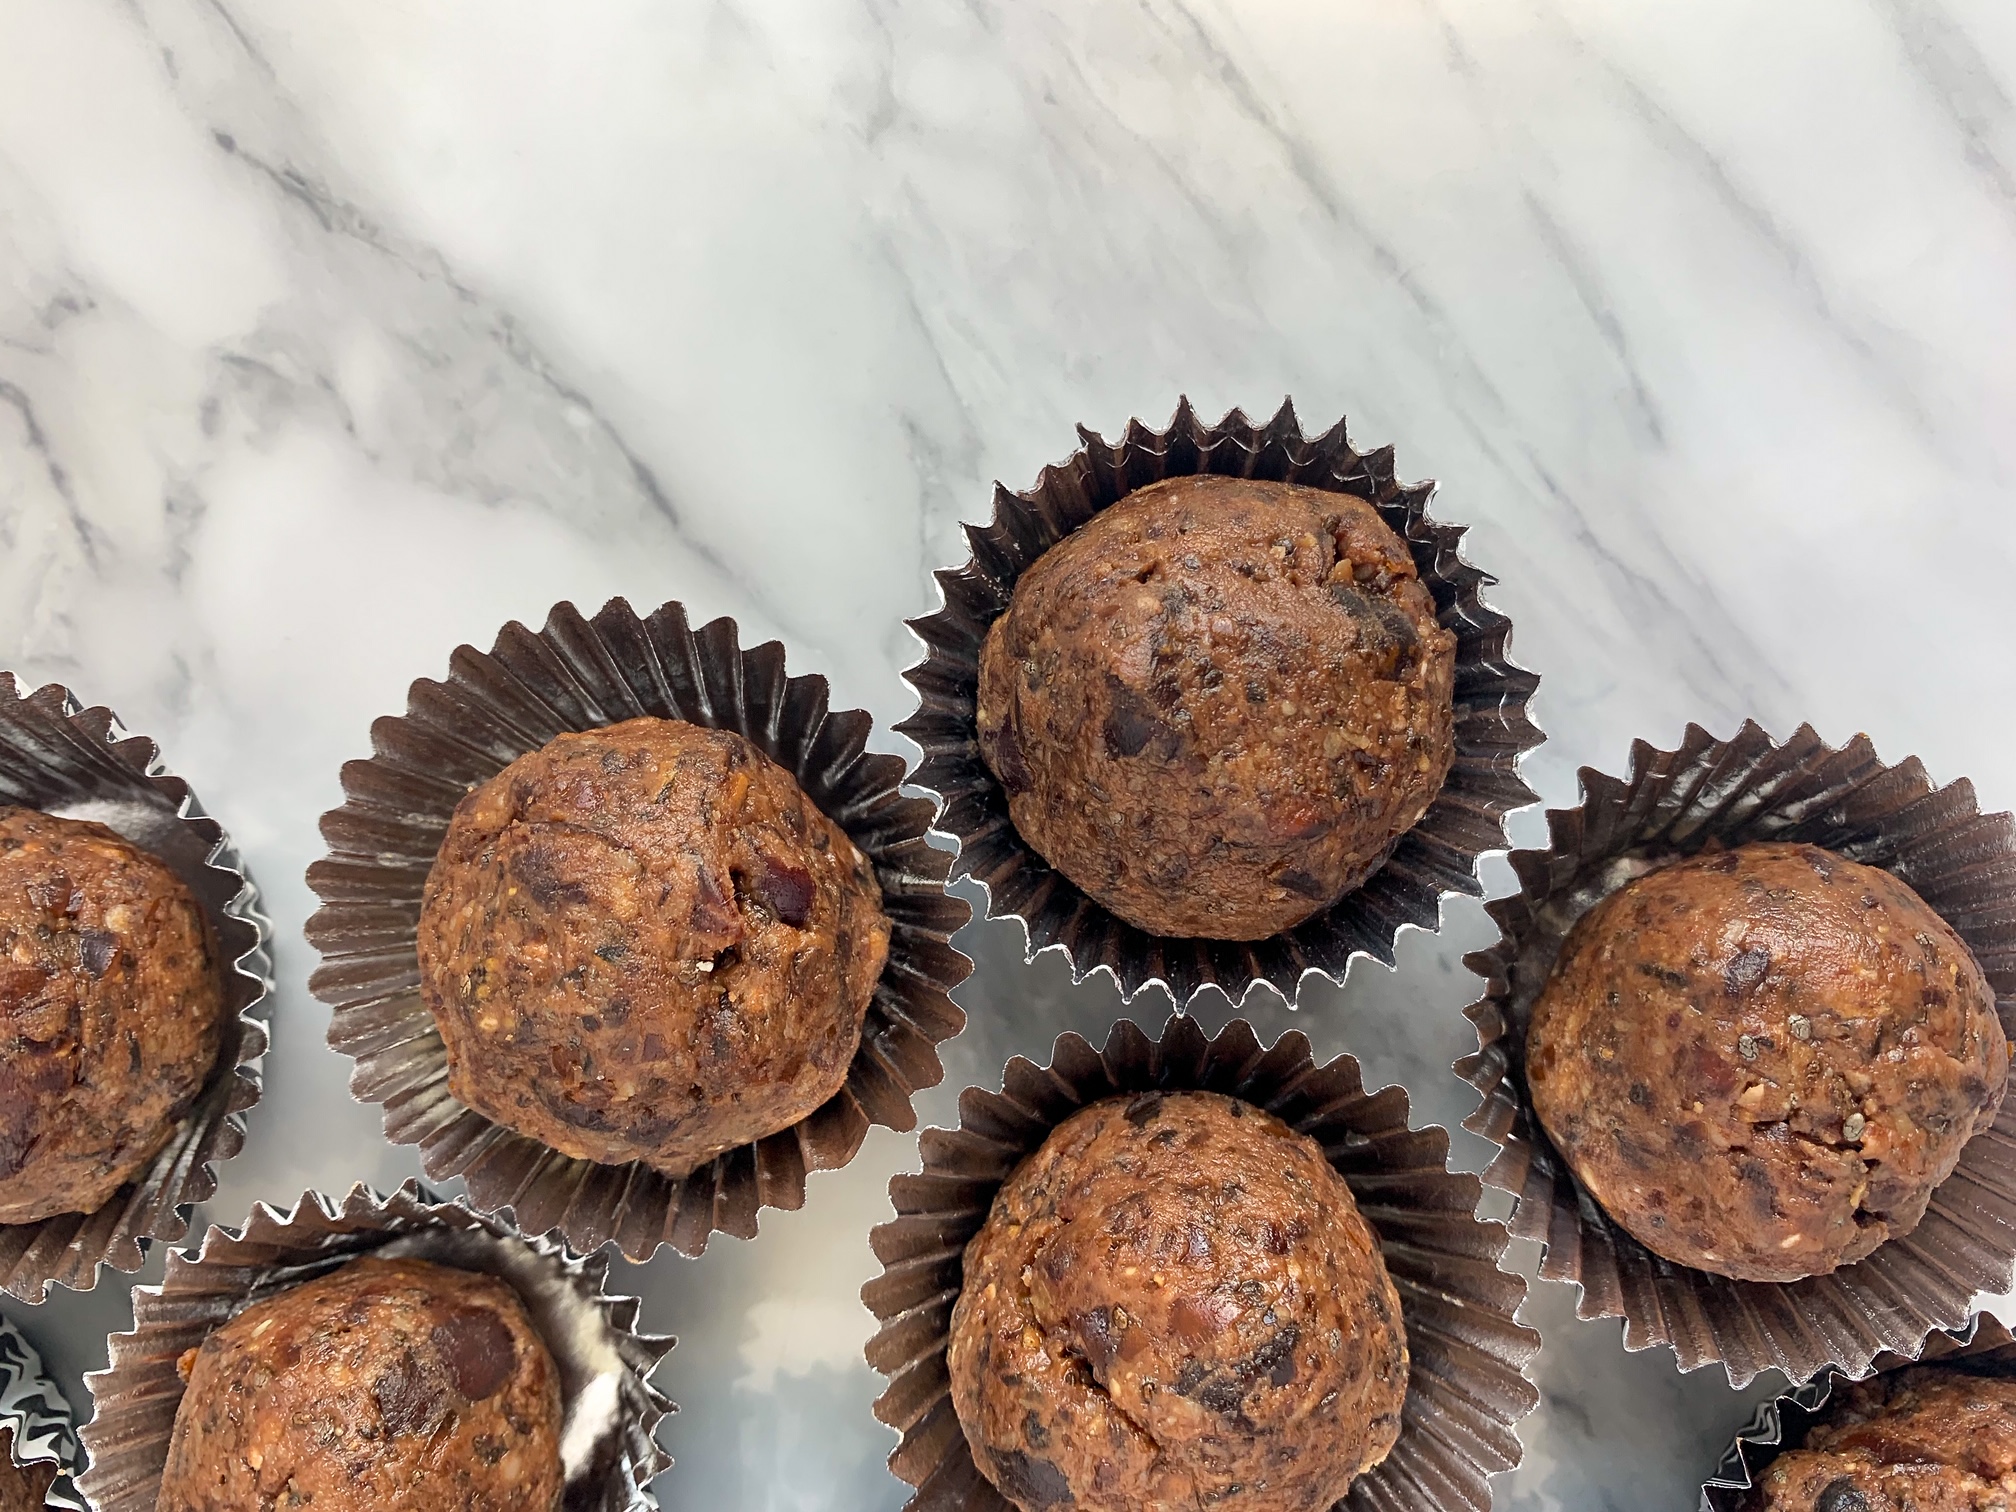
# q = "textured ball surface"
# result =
<box><xmin>1746</xmin><ymin>1366</ymin><xmax>2016</xmax><ymax>1512</ymax></box>
<box><xmin>419</xmin><ymin>717</ymin><xmax>891</xmax><ymax>1175</ymax></box>
<box><xmin>1527</xmin><ymin>842</ymin><xmax>2007</xmax><ymax>1282</ymax></box>
<box><xmin>948</xmin><ymin>1090</ymin><xmax>1408</xmax><ymax>1512</ymax></box>
<box><xmin>975</xmin><ymin>475</ymin><xmax>1456</xmax><ymax>940</ymax></box>
<box><xmin>158</xmin><ymin>1256</ymin><xmax>563</xmax><ymax>1512</ymax></box>
<box><xmin>0</xmin><ymin>807</ymin><xmax>223</xmax><ymax>1225</ymax></box>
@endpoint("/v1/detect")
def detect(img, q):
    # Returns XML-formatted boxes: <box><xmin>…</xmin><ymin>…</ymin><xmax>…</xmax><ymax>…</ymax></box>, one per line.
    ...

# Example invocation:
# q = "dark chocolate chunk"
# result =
<box><xmin>1813</xmin><ymin>1477</ymin><xmax>1870</xmax><ymax>1512</ymax></box>
<box><xmin>746</xmin><ymin>856</ymin><xmax>817</xmax><ymax>928</ymax></box>
<box><xmin>1101</xmin><ymin>681</ymin><xmax>1173</xmax><ymax>761</ymax></box>
<box><xmin>1725</xmin><ymin>946</ymin><xmax>1772</xmax><ymax>994</ymax></box>
<box><xmin>1074</xmin><ymin>1306</ymin><xmax>1120</xmax><ymax>1374</ymax></box>
<box><xmin>79</xmin><ymin>928</ymin><xmax>119</xmax><ymax>977</ymax></box>
<box><xmin>511</xmin><ymin>844</ymin><xmax>592</xmax><ymax>908</ymax></box>
<box><xmin>432</xmin><ymin>1306</ymin><xmax>518</xmax><ymax>1402</ymax></box>
<box><xmin>1124</xmin><ymin>1093</ymin><xmax>1164</xmax><ymax>1128</ymax></box>
<box><xmin>371</xmin><ymin>1349</ymin><xmax>448</xmax><ymax>1437</ymax></box>
<box><xmin>987</xmin><ymin>1448</ymin><xmax>1073</xmax><ymax>1509</ymax></box>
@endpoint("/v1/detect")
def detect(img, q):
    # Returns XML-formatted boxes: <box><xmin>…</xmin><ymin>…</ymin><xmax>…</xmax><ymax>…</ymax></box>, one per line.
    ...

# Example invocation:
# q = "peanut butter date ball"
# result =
<box><xmin>157</xmin><ymin>1256</ymin><xmax>563</xmax><ymax>1512</ymax></box>
<box><xmin>0</xmin><ymin>807</ymin><xmax>224</xmax><ymax>1225</ymax></box>
<box><xmin>0</xmin><ymin>1426</ymin><xmax>58</xmax><ymax>1512</ymax></box>
<box><xmin>1527</xmin><ymin>842</ymin><xmax>2007</xmax><ymax>1283</ymax></box>
<box><xmin>976</xmin><ymin>475</ymin><xmax>1456</xmax><ymax>941</ymax></box>
<box><xmin>947</xmin><ymin>1091</ymin><xmax>1408</xmax><ymax>1512</ymax></box>
<box><xmin>417</xmin><ymin>717</ymin><xmax>892</xmax><ymax>1176</ymax></box>
<box><xmin>1746</xmin><ymin>1367</ymin><xmax>2016</xmax><ymax>1512</ymax></box>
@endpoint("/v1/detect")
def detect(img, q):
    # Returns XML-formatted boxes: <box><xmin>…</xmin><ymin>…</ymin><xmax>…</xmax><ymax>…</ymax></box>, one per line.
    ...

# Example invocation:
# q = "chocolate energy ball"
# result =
<box><xmin>1746</xmin><ymin>1367</ymin><xmax>2016</xmax><ymax>1512</ymax></box>
<box><xmin>947</xmin><ymin>1090</ymin><xmax>1408</xmax><ymax>1512</ymax></box>
<box><xmin>158</xmin><ymin>1256</ymin><xmax>562</xmax><ymax>1512</ymax></box>
<box><xmin>0</xmin><ymin>807</ymin><xmax>224</xmax><ymax>1225</ymax></box>
<box><xmin>975</xmin><ymin>475</ymin><xmax>1457</xmax><ymax>941</ymax></box>
<box><xmin>418</xmin><ymin>717</ymin><xmax>892</xmax><ymax>1176</ymax></box>
<box><xmin>0</xmin><ymin>1426</ymin><xmax>58</xmax><ymax>1512</ymax></box>
<box><xmin>1526</xmin><ymin>841</ymin><xmax>2008</xmax><ymax>1283</ymax></box>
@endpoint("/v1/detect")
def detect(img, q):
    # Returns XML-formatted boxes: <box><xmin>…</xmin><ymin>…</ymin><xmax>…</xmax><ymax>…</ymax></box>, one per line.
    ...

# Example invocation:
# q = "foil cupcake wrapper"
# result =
<box><xmin>1457</xmin><ymin>720</ymin><xmax>2016</xmax><ymax>1387</ymax></box>
<box><xmin>898</xmin><ymin>397</ymin><xmax>1543</xmax><ymax>1007</ymax></box>
<box><xmin>305</xmin><ymin>596</ymin><xmax>973</xmax><ymax>1259</ymax></box>
<box><xmin>1699</xmin><ymin>1311</ymin><xmax>2016</xmax><ymax>1512</ymax></box>
<box><xmin>0</xmin><ymin>673</ymin><xmax>273</xmax><ymax>1303</ymax></box>
<box><xmin>862</xmin><ymin>1015</ymin><xmax>1542</xmax><ymax>1512</ymax></box>
<box><xmin>76</xmin><ymin>1181</ymin><xmax>676</xmax><ymax>1512</ymax></box>
<box><xmin>0</xmin><ymin>1316</ymin><xmax>86</xmax><ymax>1510</ymax></box>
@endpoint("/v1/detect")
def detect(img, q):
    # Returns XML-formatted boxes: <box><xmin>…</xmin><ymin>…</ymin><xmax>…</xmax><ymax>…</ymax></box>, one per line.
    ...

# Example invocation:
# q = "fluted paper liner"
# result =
<box><xmin>1458</xmin><ymin>720</ymin><xmax>2016</xmax><ymax>1386</ymax></box>
<box><xmin>899</xmin><ymin>398</ymin><xmax>1542</xmax><ymax>1006</ymax></box>
<box><xmin>863</xmin><ymin>1016</ymin><xmax>1541</xmax><ymax>1512</ymax></box>
<box><xmin>77</xmin><ymin>1181</ymin><xmax>676</xmax><ymax>1512</ymax></box>
<box><xmin>306</xmin><ymin>597</ymin><xmax>972</xmax><ymax>1259</ymax></box>
<box><xmin>0</xmin><ymin>673</ymin><xmax>271</xmax><ymax>1302</ymax></box>
<box><xmin>0</xmin><ymin>1315</ymin><xmax>86</xmax><ymax>1510</ymax></box>
<box><xmin>1699</xmin><ymin>1311</ymin><xmax>2016</xmax><ymax>1512</ymax></box>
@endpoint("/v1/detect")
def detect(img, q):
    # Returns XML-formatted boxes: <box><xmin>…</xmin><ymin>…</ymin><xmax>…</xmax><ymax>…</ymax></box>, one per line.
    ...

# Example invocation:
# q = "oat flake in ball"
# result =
<box><xmin>0</xmin><ymin>807</ymin><xmax>225</xmax><ymax>1226</ymax></box>
<box><xmin>417</xmin><ymin>717</ymin><xmax>892</xmax><ymax>1176</ymax></box>
<box><xmin>157</xmin><ymin>1256</ymin><xmax>563</xmax><ymax>1512</ymax></box>
<box><xmin>1526</xmin><ymin>841</ymin><xmax>2007</xmax><ymax>1283</ymax></box>
<box><xmin>947</xmin><ymin>1090</ymin><xmax>1408</xmax><ymax>1512</ymax></box>
<box><xmin>976</xmin><ymin>475</ymin><xmax>1456</xmax><ymax>941</ymax></box>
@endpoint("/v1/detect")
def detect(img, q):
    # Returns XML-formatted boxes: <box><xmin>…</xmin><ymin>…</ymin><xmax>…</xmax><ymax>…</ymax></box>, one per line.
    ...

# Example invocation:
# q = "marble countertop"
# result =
<box><xmin>4</xmin><ymin>1</ymin><xmax>2016</xmax><ymax>1508</ymax></box>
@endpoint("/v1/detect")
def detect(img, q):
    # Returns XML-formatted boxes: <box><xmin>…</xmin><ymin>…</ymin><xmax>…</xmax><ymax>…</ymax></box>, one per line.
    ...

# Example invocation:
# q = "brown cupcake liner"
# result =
<box><xmin>1699</xmin><ymin>1310</ymin><xmax>2016</xmax><ymax>1512</ymax></box>
<box><xmin>1457</xmin><ymin>719</ymin><xmax>2016</xmax><ymax>1387</ymax></box>
<box><xmin>0</xmin><ymin>673</ymin><xmax>272</xmax><ymax>1303</ymax></box>
<box><xmin>1</xmin><ymin>1315</ymin><xmax>87</xmax><ymax>1510</ymax></box>
<box><xmin>76</xmin><ymin>1181</ymin><xmax>676</xmax><ymax>1512</ymax></box>
<box><xmin>305</xmin><ymin>596</ymin><xmax>973</xmax><ymax>1260</ymax></box>
<box><xmin>898</xmin><ymin>397</ymin><xmax>1543</xmax><ymax>1007</ymax></box>
<box><xmin>862</xmin><ymin>1014</ymin><xmax>1542</xmax><ymax>1512</ymax></box>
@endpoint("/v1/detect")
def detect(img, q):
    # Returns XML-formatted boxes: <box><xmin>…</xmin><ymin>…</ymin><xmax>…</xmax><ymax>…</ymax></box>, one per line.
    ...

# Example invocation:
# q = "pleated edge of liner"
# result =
<box><xmin>0</xmin><ymin>1315</ymin><xmax>87</xmax><ymax>1511</ymax></box>
<box><xmin>892</xmin><ymin>395</ymin><xmax>1544</xmax><ymax>1010</ymax></box>
<box><xmin>75</xmin><ymin>1180</ymin><xmax>678</xmax><ymax>1512</ymax></box>
<box><xmin>1453</xmin><ymin>717</ymin><xmax>2016</xmax><ymax>1387</ymax></box>
<box><xmin>859</xmin><ymin>1014</ymin><xmax>1546</xmax><ymax>1512</ymax></box>
<box><xmin>1695</xmin><ymin>1311</ymin><xmax>2012</xmax><ymax>1512</ymax></box>
<box><xmin>0</xmin><ymin>672</ymin><xmax>275</xmax><ymax>1303</ymax></box>
<box><xmin>302</xmin><ymin>597</ymin><xmax>974</xmax><ymax>1260</ymax></box>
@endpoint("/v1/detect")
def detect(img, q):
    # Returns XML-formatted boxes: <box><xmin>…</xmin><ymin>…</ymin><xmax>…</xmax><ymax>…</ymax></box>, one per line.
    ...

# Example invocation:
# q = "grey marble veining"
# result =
<box><xmin>3</xmin><ymin>1</ymin><xmax>2016</xmax><ymax>1508</ymax></box>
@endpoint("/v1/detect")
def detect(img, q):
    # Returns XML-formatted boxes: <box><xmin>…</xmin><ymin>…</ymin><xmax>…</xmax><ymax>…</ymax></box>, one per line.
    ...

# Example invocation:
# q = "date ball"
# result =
<box><xmin>976</xmin><ymin>475</ymin><xmax>1456</xmax><ymax>941</ymax></box>
<box><xmin>158</xmin><ymin>1256</ymin><xmax>563</xmax><ymax>1512</ymax></box>
<box><xmin>1747</xmin><ymin>1366</ymin><xmax>2016</xmax><ymax>1512</ymax></box>
<box><xmin>0</xmin><ymin>1426</ymin><xmax>58</xmax><ymax>1512</ymax></box>
<box><xmin>0</xmin><ymin>807</ymin><xmax>224</xmax><ymax>1225</ymax></box>
<box><xmin>947</xmin><ymin>1090</ymin><xmax>1408</xmax><ymax>1512</ymax></box>
<box><xmin>418</xmin><ymin>717</ymin><xmax>892</xmax><ymax>1176</ymax></box>
<box><xmin>1526</xmin><ymin>842</ymin><xmax>2007</xmax><ymax>1283</ymax></box>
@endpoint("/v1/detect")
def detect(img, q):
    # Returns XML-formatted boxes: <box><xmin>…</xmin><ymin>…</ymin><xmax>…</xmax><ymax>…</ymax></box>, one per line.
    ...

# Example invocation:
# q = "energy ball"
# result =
<box><xmin>1746</xmin><ymin>1367</ymin><xmax>2016</xmax><ymax>1512</ymax></box>
<box><xmin>947</xmin><ymin>1090</ymin><xmax>1408</xmax><ymax>1512</ymax></box>
<box><xmin>1526</xmin><ymin>842</ymin><xmax>2008</xmax><ymax>1283</ymax></box>
<box><xmin>976</xmin><ymin>475</ymin><xmax>1456</xmax><ymax>941</ymax></box>
<box><xmin>157</xmin><ymin>1256</ymin><xmax>562</xmax><ymax>1512</ymax></box>
<box><xmin>418</xmin><ymin>717</ymin><xmax>892</xmax><ymax>1176</ymax></box>
<box><xmin>0</xmin><ymin>1426</ymin><xmax>58</xmax><ymax>1512</ymax></box>
<box><xmin>0</xmin><ymin>807</ymin><xmax>224</xmax><ymax>1225</ymax></box>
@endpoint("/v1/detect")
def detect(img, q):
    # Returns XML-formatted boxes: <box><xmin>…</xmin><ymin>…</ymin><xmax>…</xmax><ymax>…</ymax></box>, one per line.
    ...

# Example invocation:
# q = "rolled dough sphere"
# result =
<box><xmin>0</xmin><ymin>807</ymin><xmax>224</xmax><ymax>1225</ymax></box>
<box><xmin>976</xmin><ymin>475</ymin><xmax>1456</xmax><ymax>940</ymax></box>
<box><xmin>1747</xmin><ymin>1366</ymin><xmax>2016</xmax><ymax>1512</ymax></box>
<box><xmin>947</xmin><ymin>1090</ymin><xmax>1408</xmax><ymax>1512</ymax></box>
<box><xmin>418</xmin><ymin>717</ymin><xmax>891</xmax><ymax>1175</ymax></box>
<box><xmin>1526</xmin><ymin>842</ymin><xmax>2007</xmax><ymax>1282</ymax></box>
<box><xmin>157</xmin><ymin>1256</ymin><xmax>563</xmax><ymax>1512</ymax></box>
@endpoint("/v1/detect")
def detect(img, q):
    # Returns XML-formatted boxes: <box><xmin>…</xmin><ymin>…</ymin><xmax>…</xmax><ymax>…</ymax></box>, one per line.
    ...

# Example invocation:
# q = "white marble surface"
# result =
<box><xmin>4</xmin><ymin>0</ymin><xmax>2016</xmax><ymax>1507</ymax></box>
